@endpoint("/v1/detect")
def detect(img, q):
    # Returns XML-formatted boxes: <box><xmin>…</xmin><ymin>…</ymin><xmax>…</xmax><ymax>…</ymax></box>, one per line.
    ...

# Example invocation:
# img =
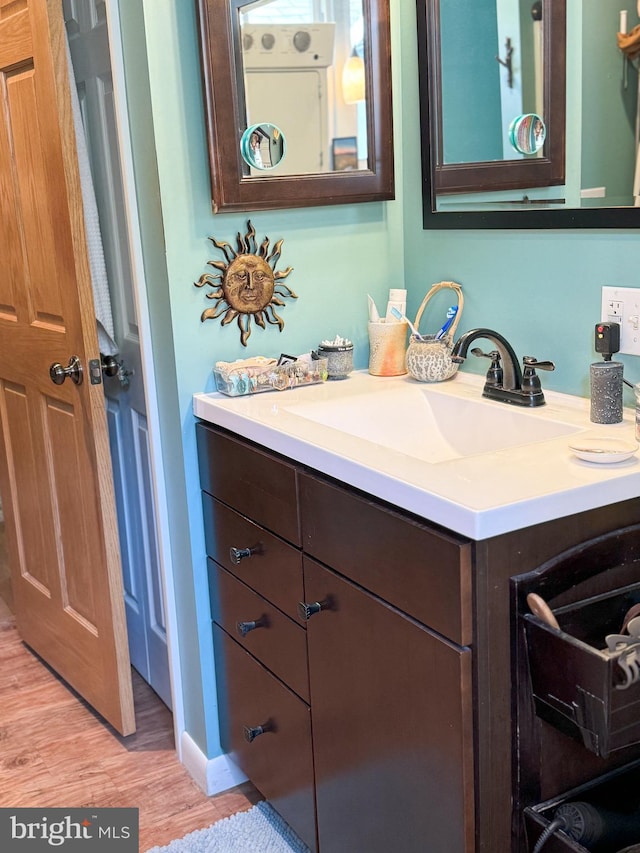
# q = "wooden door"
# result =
<box><xmin>0</xmin><ymin>0</ymin><xmax>135</xmax><ymax>735</ymax></box>
<box><xmin>304</xmin><ymin>556</ymin><xmax>475</xmax><ymax>853</ymax></box>
<box><xmin>64</xmin><ymin>0</ymin><xmax>171</xmax><ymax>708</ymax></box>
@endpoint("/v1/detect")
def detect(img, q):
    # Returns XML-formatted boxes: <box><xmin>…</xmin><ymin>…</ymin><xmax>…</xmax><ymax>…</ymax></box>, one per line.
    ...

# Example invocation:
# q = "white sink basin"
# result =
<box><xmin>193</xmin><ymin>371</ymin><xmax>640</xmax><ymax>539</ymax></box>
<box><xmin>283</xmin><ymin>383</ymin><xmax>582</xmax><ymax>463</ymax></box>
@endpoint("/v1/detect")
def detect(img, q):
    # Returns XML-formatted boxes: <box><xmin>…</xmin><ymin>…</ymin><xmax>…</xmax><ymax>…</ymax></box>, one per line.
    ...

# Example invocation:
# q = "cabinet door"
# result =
<box><xmin>303</xmin><ymin>557</ymin><xmax>475</xmax><ymax>853</ymax></box>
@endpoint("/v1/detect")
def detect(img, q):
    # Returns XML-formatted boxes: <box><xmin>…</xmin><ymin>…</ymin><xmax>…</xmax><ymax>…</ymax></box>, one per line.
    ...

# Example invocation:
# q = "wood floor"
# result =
<box><xmin>0</xmin><ymin>521</ymin><xmax>262</xmax><ymax>852</ymax></box>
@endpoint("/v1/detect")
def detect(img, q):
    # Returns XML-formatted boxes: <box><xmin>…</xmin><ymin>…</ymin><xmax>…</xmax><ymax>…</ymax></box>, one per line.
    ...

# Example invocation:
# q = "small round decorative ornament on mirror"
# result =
<box><xmin>508</xmin><ymin>113</ymin><xmax>546</xmax><ymax>155</ymax></box>
<box><xmin>240</xmin><ymin>123</ymin><xmax>287</xmax><ymax>171</ymax></box>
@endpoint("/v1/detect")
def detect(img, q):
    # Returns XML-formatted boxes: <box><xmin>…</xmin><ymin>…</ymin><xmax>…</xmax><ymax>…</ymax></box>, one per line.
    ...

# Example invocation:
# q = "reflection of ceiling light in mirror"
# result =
<box><xmin>342</xmin><ymin>49</ymin><xmax>365</xmax><ymax>104</ymax></box>
<box><xmin>350</xmin><ymin>16</ymin><xmax>364</xmax><ymax>46</ymax></box>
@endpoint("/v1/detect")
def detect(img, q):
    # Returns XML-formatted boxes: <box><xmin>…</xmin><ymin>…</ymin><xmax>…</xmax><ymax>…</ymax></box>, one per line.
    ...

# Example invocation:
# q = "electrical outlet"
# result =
<box><xmin>601</xmin><ymin>286</ymin><xmax>640</xmax><ymax>356</ymax></box>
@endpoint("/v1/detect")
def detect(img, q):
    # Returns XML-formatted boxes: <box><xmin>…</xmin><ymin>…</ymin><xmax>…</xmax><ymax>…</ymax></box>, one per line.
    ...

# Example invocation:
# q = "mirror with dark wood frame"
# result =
<box><xmin>197</xmin><ymin>0</ymin><xmax>394</xmax><ymax>213</ymax></box>
<box><xmin>417</xmin><ymin>0</ymin><xmax>640</xmax><ymax>229</ymax></box>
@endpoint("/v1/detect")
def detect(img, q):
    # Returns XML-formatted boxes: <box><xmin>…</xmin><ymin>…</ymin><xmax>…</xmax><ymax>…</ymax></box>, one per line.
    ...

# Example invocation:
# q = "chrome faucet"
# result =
<box><xmin>451</xmin><ymin>328</ymin><xmax>555</xmax><ymax>407</ymax></box>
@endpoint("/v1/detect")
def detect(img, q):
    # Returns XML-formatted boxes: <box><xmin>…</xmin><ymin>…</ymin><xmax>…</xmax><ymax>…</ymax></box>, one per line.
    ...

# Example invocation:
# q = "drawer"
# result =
<box><xmin>300</xmin><ymin>472</ymin><xmax>472</xmax><ymax>646</ymax></box>
<box><xmin>209</xmin><ymin>561</ymin><xmax>309</xmax><ymax>701</ymax></box>
<box><xmin>523</xmin><ymin>758</ymin><xmax>640</xmax><ymax>852</ymax></box>
<box><xmin>213</xmin><ymin>625</ymin><xmax>316</xmax><ymax>851</ymax></box>
<box><xmin>524</xmin><ymin>582</ymin><xmax>640</xmax><ymax>759</ymax></box>
<box><xmin>196</xmin><ymin>423</ymin><xmax>300</xmax><ymax>545</ymax></box>
<box><xmin>202</xmin><ymin>493</ymin><xmax>304</xmax><ymax>623</ymax></box>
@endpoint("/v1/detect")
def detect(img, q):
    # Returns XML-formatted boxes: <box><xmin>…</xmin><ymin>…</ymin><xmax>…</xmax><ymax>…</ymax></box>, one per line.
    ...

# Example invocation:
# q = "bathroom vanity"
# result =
<box><xmin>194</xmin><ymin>373</ymin><xmax>640</xmax><ymax>852</ymax></box>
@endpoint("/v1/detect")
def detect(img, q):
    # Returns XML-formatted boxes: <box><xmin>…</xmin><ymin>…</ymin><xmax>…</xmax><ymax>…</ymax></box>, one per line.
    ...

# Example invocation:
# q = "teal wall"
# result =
<box><xmin>402</xmin><ymin>0</ymin><xmax>640</xmax><ymax>397</ymax></box>
<box><xmin>134</xmin><ymin>0</ymin><xmax>404</xmax><ymax>758</ymax></box>
<box><xmin>581</xmin><ymin>1</ymin><xmax>637</xmax><ymax>204</ymax></box>
<box><xmin>130</xmin><ymin>0</ymin><xmax>640</xmax><ymax>760</ymax></box>
<box><xmin>440</xmin><ymin>0</ymin><xmax>502</xmax><ymax>163</ymax></box>
<box><xmin>519</xmin><ymin>0</ymin><xmax>536</xmax><ymax>115</ymax></box>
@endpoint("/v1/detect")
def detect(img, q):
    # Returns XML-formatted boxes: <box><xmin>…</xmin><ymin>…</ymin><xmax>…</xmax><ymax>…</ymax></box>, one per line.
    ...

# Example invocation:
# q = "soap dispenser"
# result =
<box><xmin>590</xmin><ymin>322</ymin><xmax>623</xmax><ymax>424</ymax></box>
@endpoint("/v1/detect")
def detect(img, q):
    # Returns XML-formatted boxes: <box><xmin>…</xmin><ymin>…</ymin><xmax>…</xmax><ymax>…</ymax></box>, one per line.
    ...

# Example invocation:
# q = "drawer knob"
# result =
<box><xmin>298</xmin><ymin>600</ymin><xmax>323</xmax><ymax>621</ymax></box>
<box><xmin>229</xmin><ymin>545</ymin><xmax>257</xmax><ymax>565</ymax></box>
<box><xmin>236</xmin><ymin>616</ymin><xmax>268</xmax><ymax>637</ymax></box>
<box><xmin>243</xmin><ymin>722</ymin><xmax>271</xmax><ymax>743</ymax></box>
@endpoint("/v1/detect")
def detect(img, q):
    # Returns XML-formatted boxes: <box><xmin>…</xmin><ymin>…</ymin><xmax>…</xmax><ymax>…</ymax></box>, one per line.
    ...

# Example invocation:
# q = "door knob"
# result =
<box><xmin>49</xmin><ymin>356</ymin><xmax>83</xmax><ymax>386</ymax></box>
<box><xmin>100</xmin><ymin>355</ymin><xmax>134</xmax><ymax>389</ymax></box>
<box><xmin>100</xmin><ymin>354</ymin><xmax>119</xmax><ymax>377</ymax></box>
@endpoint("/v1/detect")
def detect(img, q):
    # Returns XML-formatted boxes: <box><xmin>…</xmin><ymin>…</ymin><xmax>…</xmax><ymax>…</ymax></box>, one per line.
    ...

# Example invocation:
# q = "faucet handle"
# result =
<box><xmin>523</xmin><ymin>356</ymin><xmax>555</xmax><ymax>373</ymax></box>
<box><xmin>470</xmin><ymin>347</ymin><xmax>499</xmax><ymax>360</ymax></box>
<box><xmin>521</xmin><ymin>356</ymin><xmax>554</xmax><ymax>404</ymax></box>
<box><xmin>471</xmin><ymin>348</ymin><xmax>504</xmax><ymax>387</ymax></box>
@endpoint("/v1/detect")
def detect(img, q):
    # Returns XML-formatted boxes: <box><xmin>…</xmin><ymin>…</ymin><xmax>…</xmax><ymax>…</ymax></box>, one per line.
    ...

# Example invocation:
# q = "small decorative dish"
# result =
<box><xmin>569</xmin><ymin>435</ymin><xmax>639</xmax><ymax>464</ymax></box>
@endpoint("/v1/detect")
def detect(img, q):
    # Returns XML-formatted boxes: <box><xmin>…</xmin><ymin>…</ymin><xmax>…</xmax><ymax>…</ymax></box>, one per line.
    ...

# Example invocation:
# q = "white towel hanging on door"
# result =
<box><xmin>65</xmin><ymin>35</ymin><xmax>118</xmax><ymax>356</ymax></box>
<box><xmin>635</xmin><ymin>72</ymin><xmax>640</xmax><ymax>206</ymax></box>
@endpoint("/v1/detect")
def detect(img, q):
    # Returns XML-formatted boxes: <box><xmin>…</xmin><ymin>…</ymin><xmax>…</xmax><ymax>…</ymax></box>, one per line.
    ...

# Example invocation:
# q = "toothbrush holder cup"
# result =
<box><xmin>405</xmin><ymin>281</ymin><xmax>464</xmax><ymax>383</ymax></box>
<box><xmin>368</xmin><ymin>320</ymin><xmax>409</xmax><ymax>376</ymax></box>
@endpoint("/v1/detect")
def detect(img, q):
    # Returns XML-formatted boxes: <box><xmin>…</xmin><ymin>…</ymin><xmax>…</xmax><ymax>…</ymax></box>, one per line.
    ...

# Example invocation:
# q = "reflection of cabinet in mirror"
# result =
<box><xmin>197</xmin><ymin>0</ymin><xmax>394</xmax><ymax>212</ymax></box>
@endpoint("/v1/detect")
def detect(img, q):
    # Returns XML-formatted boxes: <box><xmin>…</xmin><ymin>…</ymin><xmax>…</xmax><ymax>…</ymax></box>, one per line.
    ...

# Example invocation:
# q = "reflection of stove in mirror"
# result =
<box><xmin>241</xmin><ymin>23</ymin><xmax>336</xmax><ymax>176</ymax></box>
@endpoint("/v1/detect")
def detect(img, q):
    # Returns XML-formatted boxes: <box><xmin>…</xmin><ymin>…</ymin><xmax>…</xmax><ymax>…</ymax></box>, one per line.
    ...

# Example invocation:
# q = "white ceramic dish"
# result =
<box><xmin>569</xmin><ymin>436</ymin><xmax>639</xmax><ymax>464</ymax></box>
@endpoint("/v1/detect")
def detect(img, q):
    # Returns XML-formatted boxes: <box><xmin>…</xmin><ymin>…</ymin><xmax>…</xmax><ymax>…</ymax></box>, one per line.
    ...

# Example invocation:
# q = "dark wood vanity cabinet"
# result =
<box><xmin>197</xmin><ymin>420</ymin><xmax>640</xmax><ymax>852</ymax></box>
<box><xmin>197</xmin><ymin>422</ymin><xmax>474</xmax><ymax>852</ymax></box>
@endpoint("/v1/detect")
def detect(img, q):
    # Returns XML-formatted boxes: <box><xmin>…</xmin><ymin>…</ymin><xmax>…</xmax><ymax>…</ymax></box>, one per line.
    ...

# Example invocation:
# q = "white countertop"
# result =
<box><xmin>193</xmin><ymin>371</ymin><xmax>640</xmax><ymax>540</ymax></box>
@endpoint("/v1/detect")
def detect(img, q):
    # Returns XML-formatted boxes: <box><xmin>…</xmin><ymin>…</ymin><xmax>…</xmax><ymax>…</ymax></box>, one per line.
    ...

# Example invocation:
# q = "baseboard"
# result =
<box><xmin>180</xmin><ymin>730</ymin><xmax>248</xmax><ymax>795</ymax></box>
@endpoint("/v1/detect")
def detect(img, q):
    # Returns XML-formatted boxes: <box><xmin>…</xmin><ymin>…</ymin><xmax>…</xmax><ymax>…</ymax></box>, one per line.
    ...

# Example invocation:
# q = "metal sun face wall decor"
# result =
<box><xmin>195</xmin><ymin>221</ymin><xmax>297</xmax><ymax>346</ymax></box>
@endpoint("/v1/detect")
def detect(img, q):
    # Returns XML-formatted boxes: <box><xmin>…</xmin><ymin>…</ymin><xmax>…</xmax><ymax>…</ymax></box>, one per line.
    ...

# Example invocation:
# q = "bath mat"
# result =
<box><xmin>144</xmin><ymin>801</ymin><xmax>311</xmax><ymax>853</ymax></box>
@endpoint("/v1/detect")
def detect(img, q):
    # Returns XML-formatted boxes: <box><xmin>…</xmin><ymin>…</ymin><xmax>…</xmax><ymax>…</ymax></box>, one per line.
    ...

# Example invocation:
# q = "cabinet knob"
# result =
<box><xmin>243</xmin><ymin>725</ymin><xmax>265</xmax><ymax>743</ymax></box>
<box><xmin>236</xmin><ymin>616</ymin><xmax>268</xmax><ymax>637</ymax></box>
<box><xmin>229</xmin><ymin>545</ymin><xmax>257</xmax><ymax>565</ymax></box>
<box><xmin>297</xmin><ymin>600</ymin><xmax>323</xmax><ymax>621</ymax></box>
<box><xmin>243</xmin><ymin>721</ymin><xmax>272</xmax><ymax>743</ymax></box>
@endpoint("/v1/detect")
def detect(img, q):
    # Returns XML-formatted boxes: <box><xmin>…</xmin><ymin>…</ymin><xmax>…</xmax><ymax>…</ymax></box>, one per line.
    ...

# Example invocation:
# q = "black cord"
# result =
<box><xmin>532</xmin><ymin>817</ymin><xmax>568</xmax><ymax>853</ymax></box>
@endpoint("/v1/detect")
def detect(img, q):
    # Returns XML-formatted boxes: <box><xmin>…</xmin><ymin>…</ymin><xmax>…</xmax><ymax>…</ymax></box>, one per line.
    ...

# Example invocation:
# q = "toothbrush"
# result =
<box><xmin>389</xmin><ymin>306</ymin><xmax>425</xmax><ymax>339</ymax></box>
<box><xmin>435</xmin><ymin>306</ymin><xmax>458</xmax><ymax>340</ymax></box>
<box><xmin>367</xmin><ymin>294</ymin><xmax>380</xmax><ymax>322</ymax></box>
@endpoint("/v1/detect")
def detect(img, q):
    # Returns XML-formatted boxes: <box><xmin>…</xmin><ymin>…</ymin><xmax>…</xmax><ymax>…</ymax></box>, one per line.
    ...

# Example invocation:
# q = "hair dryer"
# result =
<box><xmin>553</xmin><ymin>801</ymin><xmax>640</xmax><ymax>852</ymax></box>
